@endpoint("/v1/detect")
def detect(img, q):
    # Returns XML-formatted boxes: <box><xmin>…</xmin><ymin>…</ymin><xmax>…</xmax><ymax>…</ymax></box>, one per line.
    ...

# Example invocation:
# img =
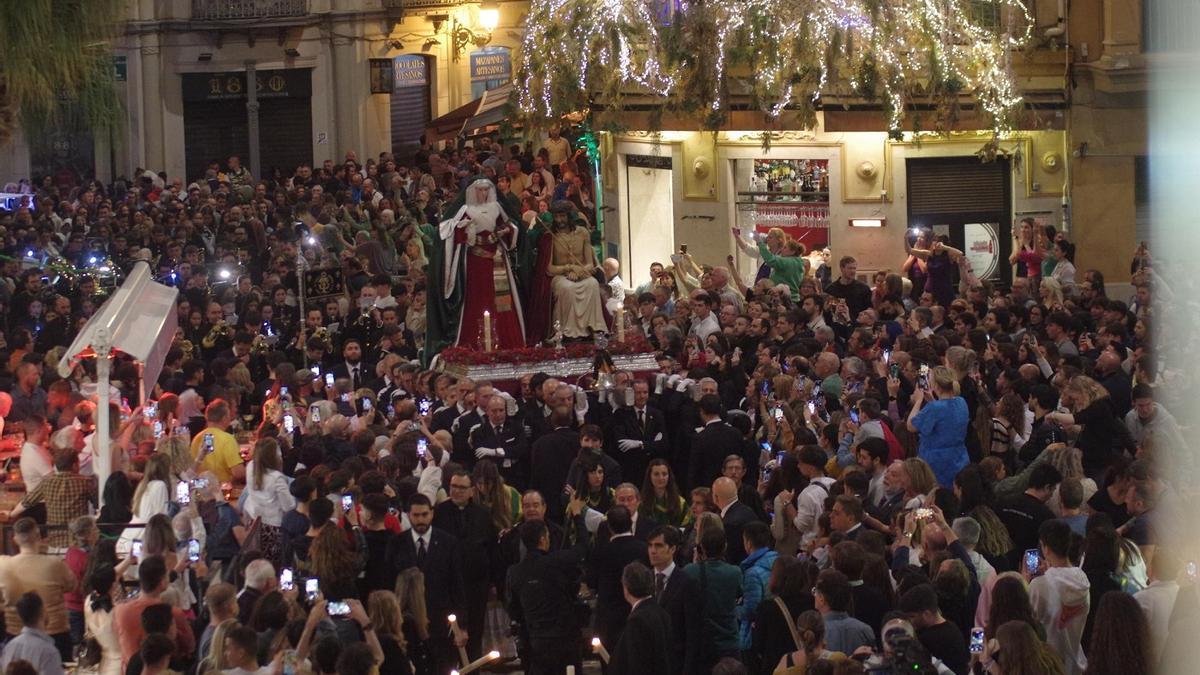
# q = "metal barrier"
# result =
<box><xmin>0</xmin><ymin>521</ymin><xmax>148</xmax><ymax>556</ymax></box>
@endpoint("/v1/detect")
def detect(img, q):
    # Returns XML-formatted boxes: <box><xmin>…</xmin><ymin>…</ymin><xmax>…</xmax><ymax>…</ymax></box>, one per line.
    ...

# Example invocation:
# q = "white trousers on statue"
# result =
<box><xmin>550</xmin><ymin>275</ymin><xmax>606</xmax><ymax>338</ymax></box>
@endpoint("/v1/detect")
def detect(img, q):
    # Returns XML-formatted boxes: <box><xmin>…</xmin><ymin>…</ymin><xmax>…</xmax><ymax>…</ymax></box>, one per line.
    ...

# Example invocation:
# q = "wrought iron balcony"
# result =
<box><xmin>192</xmin><ymin>0</ymin><xmax>309</xmax><ymax>20</ymax></box>
<box><xmin>382</xmin><ymin>0</ymin><xmax>466</xmax><ymax>10</ymax></box>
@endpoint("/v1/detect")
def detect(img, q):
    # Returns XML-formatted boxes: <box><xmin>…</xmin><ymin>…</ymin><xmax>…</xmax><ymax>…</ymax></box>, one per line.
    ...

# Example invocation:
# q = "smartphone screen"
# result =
<box><xmin>850</xmin><ymin>410</ymin><xmax>860</xmax><ymax>424</ymax></box>
<box><xmin>311</xmin><ymin>407</ymin><xmax>321</xmax><ymax>423</ymax></box>
<box><xmin>131</xmin><ymin>540</ymin><xmax>143</xmax><ymax>559</ymax></box>
<box><xmin>175</xmin><ymin>481</ymin><xmax>190</xmax><ymax>505</ymax></box>
<box><xmin>145</xmin><ymin>401</ymin><xmax>158</xmax><ymax>418</ymax></box>
<box><xmin>192</xmin><ymin>477</ymin><xmax>209</xmax><ymax>491</ymax></box>
<box><xmin>203</xmin><ymin>433</ymin><xmax>214</xmax><ymax>454</ymax></box>
<box><xmin>969</xmin><ymin>627</ymin><xmax>985</xmax><ymax>654</ymax></box>
<box><xmin>284</xmin><ymin>414</ymin><xmax>295</xmax><ymax>434</ymax></box>
<box><xmin>417</xmin><ymin>438</ymin><xmax>428</xmax><ymax>459</ymax></box>
<box><xmin>362</xmin><ymin>398</ymin><xmax>372</xmax><ymax>411</ymax></box>
<box><xmin>325</xmin><ymin>373</ymin><xmax>335</xmax><ymax>388</ymax></box>
<box><xmin>341</xmin><ymin>494</ymin><xmax>353</xmax><ymax>511</ymax></box>
<box><xmin>305</xmin><ymin>578</ymin><xmax>319</xmax><ymax>602</ymax></box>
<box><xmin>187</xmin><ymin>538</ymin><xmax>201</xmax><ymax>562</ymax></box>
<box><xmin>280</xmin><ymin>568</ymin><xmax>295</xmax><ymax>591</ymax></box>
<box><xmin>773</xmin><ymin>407</ymin><xmax>783</xmax><ymax>422</ymax></box>
<box><xmin>327</xmin><ymin>601</ymin><xmax>351</xmax><ymax>617</ymax></box>
<box><xmin>154</xmin><ymin>421</ymin><xmax>164</xmax><ymax>439</ymax></box>
<box><xmin>419</xmin><ymin>399</ymin><xmax>432</xmax><ymax>415</ymax></box>
<box><xmin>1024</xmin><ymin>549</ymin><xmax>1041</xmax><ymax>575</ymax></box>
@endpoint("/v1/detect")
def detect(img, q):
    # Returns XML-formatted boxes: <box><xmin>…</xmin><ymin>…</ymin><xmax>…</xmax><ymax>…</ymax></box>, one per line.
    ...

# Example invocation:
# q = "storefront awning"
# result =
<box><xmin>463</xmin><ymin>83</ymin><xmax>514</xmax><ymax>138</ymax></box>
<box><xmin>426</xmin><ymin>98</ymin><xmax>482</xmax><ymax>145</ymax></box>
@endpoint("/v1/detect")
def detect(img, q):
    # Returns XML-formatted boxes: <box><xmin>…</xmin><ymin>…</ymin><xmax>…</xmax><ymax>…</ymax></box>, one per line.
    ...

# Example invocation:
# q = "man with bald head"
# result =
<box><xmin>1094</xmin><ymin>347</ymin><xmax>1132</xmax><ymax>418</ymax></box>
<box><xmin>602</xmin><ymin>258</ymin><xmax>626</xmax><ymax>313</ymax></box>
<box><xmin>468</xmin><ymin>394</ymin><xmax>529</xmax><ymax>488</ymax></box>
<box><xmin>712</xmin><ymin>476</ymin><xmax>759</xmax><ymax>565</ymax></box>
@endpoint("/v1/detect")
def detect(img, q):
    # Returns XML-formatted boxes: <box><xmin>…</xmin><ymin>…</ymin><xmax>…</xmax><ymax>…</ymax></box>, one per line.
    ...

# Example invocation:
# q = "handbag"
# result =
<box><xmin>74</xmin><ymin>632</ymin><xmax>102</xmax><ymax>671</ymax></box>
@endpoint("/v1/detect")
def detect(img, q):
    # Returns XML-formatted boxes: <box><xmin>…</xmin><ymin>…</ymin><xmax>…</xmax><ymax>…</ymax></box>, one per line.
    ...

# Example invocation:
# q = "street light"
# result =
<box><xmin>478</xmin><ymin>1</ymin><xmax>500</xmax><ymax>31</ymax></box>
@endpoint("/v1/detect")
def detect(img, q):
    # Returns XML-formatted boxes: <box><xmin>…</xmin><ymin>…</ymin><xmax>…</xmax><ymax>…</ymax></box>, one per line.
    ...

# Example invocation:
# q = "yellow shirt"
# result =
<box><xmin>189</xmin><ymin>426</ymin><xmax>243</xmax><ymax>483</ymax></box>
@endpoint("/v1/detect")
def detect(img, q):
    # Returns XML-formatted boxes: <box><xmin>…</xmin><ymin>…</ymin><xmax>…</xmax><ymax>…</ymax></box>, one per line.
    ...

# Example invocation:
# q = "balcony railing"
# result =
<box><xmin>192</xmin><ymin>0</ymin><xmax>308</xmax><ymax>20</ymax></box>
<box><xmin>383</xmin><ymin>0</ymin><xmax>466</xmax><ymax>10</ymax></box>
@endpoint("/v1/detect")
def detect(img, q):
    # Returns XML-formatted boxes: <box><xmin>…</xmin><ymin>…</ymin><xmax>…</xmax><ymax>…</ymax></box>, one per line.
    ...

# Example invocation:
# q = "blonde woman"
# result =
<box><xmin>156</xmin><ymin>435</ymin><xmax>196</xmax><ymax>484</ymax></box>
<box><xmin>1039</xmin><ymin>276</ymin><xmax>1065</xmax><ymax>312</ymax></box>
<box><xmin>118</xmin><ymin>453</ymin><xmax>171</xmax><ymax>554</ymax></box>
<box><xmin>368</xmin><ymin>590</ymin><xmax>414</xmax><ymax>674</ymax></box>
<box><xmin>1045</xmin><ymin>375</ymin><xmax>1137</xmax><ymax>482</ymax></box>
<box><xmin>394</xmin><ymin>567</ymin><xmax>430</xmax><ymax>650</ymax></box>
<box><xmin>906</xmin><ymin>365</ymin><xmax>969</xmax><ymax>488</ymax></box>
<box><xmin>197</xmin><ymin>618</ymin><xmax>238</xmax><ymax>675</ymax></box>
<box><xmin>901</xmin><ymin>458</ymin><xmax>938</xmax><ymax>510</ymax></box>
<box><xmin>1044</xmin><ymin>446</ymin><xmax>1097</xmax><ymax>517</ymax></box>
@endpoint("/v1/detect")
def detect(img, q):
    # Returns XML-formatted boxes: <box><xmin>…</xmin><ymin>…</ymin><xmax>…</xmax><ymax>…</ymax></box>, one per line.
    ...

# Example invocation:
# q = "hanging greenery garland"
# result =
<box><xmin>515</xmin><ymin>0</ymin><xmax>1032</xmax><ymax>138</ymax></box>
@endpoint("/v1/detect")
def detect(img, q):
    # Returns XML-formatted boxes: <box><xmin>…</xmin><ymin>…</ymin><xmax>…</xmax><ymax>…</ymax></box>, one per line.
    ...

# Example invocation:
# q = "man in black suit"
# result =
<box><xmin>468</xmin><ymin>395</ymin><xmax>531</xmax><ymax>490</ymax></box>
<box><xmin>713</xmin><ymin>476</ymin><xmax>759</xmax><ymax>565</ymax></box>
<box><xmin>609</xmin><ymin>379</ymin><xmax>667</xmax><ymax>486</ymax></box>
<box><xmin>585</xmin><ymin>505</ymin><xmax>649</xmax><ymax>653</ymax></box>
<box><xmin>450</xmin><ymin>381</ymin><xmax>493</xmax><ymax>466</ymax></box>
<box><xmin>328</xmin><ymin>338</ymin><xmax>377</xmax><ymax>391</ymax></box>
<box><xmin>529</xmin><ymin>409</ymin><xmax>580</xmax><ymax>522</ymax></box>
<box><xmin>831</xmin><ymin>494</ymin><xmax>867</xmax><ymax>542</ymax></box>
<box><xmin>610</xmin><ymin>561</ymin><xmax>672</xmax><ymax>675</ymax></box>
<box><xmin>432</xmin><ymin>470</ymin><xmax>497</xmax><ymax>660</ymax></box>
<box><xmin>594</xmin><ymin>483</ymin><xmax>656</xmax><ymax>546</ymax></box>
<box><xmin>385</xmin><ymin>494</ymin><xmax>466</xmax><ymax>674</ymax></box>
<box><xmin>647</xmin><ymin>526</ymin><xmax>701</xmax><ymax>675</ymax></box>
<box><xmin>429</xmin><ymin>376</ymin><xmax>471</xmax><ymax>434</ymax></box>
<box><xmin>499</xmin><ymin>490</ymin><xmax>565</xmax><ymax>570</ymax></box>
<box><xmin>688</xmin><ymin>395</ymin><xmax>743</xmax><ymax>490</ymax></box>
<box><xmin>506</xmin><ymin>520</ymin><xmax>585</xmax><ymax>675</ymax></box>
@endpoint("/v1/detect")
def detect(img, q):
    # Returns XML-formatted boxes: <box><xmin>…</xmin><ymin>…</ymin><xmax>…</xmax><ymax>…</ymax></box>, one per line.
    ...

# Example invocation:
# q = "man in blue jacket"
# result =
<box><xmin>737</xmin><ymin>521</ymin><xmax>778</xmax><ymax>659</ymax></box>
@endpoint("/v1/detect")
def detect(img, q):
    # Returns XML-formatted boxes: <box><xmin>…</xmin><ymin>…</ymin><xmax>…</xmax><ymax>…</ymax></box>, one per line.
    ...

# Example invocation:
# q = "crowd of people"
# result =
<box><xmin>0</xmin><ymin>134</ymin><xmax>1188</xmax><ymax>675</ymax></box>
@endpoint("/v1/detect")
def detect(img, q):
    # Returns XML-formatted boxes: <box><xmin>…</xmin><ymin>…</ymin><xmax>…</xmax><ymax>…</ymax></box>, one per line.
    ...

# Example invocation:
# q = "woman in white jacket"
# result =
<box><xmin>118</xmin><ymin>453</ymin><xmax>171</xmax><ymax>554</ymax></box>
<box><xmin>244</xmin><ymin>438</ymin><xmax>296</xmax><ymax>527</ymax></box>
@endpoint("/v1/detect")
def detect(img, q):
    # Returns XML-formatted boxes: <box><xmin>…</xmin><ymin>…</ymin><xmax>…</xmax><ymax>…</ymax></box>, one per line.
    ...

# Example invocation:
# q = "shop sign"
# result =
<box><xmin>964</xmin><ymin>222</ymin><xmax>1000</xmax><ymax>280</ymax></box>
<box><xmin>181</xmin><ymin>69</ymin><xmax>312</xmax><ymax>102</ymax></box>
<box><xmin>470</xmin><ymin>49</ymin><xmax>512</xmax><ymax>82</ymax></box>
<box><xmin>393</xmin><ymin>55</ymin><xmax>428</xmax><ymax>88</ymax></box>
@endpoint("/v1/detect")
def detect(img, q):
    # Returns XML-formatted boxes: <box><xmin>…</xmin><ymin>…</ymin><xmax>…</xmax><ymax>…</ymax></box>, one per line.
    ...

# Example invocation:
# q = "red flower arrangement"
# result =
<box><xmin>439</xmin><ymin>333</ymin><xmax>655</xmax><ymax>366</ymax></box>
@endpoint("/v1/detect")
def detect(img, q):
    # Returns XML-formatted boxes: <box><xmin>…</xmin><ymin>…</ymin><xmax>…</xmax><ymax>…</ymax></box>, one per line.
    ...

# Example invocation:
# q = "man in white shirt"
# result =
<box><xmin>778</xmin><ymin>446</ymin><xmax>836</xmax><ymax>549</ymax></box>
<box><xmin>1134</xmin><ymin>549</ymin><xmax>1182</xmax><ymax>664</ymax></box>
<box><xmin>18</xmin><ymin>416</ymin><xmax>53</xmax><ymax>493</ymax></box>
<box><xmin>950</xmin><ymin>517</ymin><xmax>996</xmax><ymax>587</ymax></box>
<box><xmin>602</xmin><ymin>258</ymin><xmax>626</xmax><ymax>314</ymax></box>
<box><xmin>1028</xmin><ymin>519</ymin><xmax>1090</xmax><ymax>675</ymax></box>
<box><xmin>687</xmin><ymin>290</ymin><xmax>721</xmax><ymax>345</ymax></box>
<box><xmin>856</xmin><ymin>438</ymin><xmax>889</xmax><ymax>508</ymax></box>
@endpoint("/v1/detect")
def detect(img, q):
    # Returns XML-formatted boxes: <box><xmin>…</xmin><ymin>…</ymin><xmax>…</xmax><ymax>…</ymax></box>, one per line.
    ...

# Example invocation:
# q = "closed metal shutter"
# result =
<box><xmin>259</xmin><ymin>98</ymin><xmax>313</xmax><ymax>176</ymax></box>
<box><xmin>391</xmin><ymin>58</ymin><xmax>431</xmax><ymax>163</ymax></box>
<box><xmin>183</xmin><ymin>101</ymin><xmax>250</xmax><ymax>182</ymax></box>
<box><xmin>907</xmin><ymin>157</ymin><xmax>1008</xmax><ymax>221</ymax></box>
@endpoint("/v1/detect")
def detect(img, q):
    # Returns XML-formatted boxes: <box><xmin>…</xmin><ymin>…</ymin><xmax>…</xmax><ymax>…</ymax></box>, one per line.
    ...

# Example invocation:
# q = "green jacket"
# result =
<box><xmin>758</xmin><ymin>242</ymin><xmax>808</xmax><ymax>300</ymax></box>
<box><xmin>684</xmin><ymin>559</ymin><xmax>743</xmax><ymax>656</ymax></box>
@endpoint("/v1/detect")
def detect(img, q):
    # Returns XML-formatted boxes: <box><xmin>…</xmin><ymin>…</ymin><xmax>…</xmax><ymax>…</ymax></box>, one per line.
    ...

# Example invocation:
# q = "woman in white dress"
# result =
<box><xmin>118</xmin><ymin>454</ymin><xmax>171</xmax><ymax>555</ymax></box>
<box><xmin>83</xmin><ymin>564</ymin><xmax>123</xmax><ymax>675</ymax></box>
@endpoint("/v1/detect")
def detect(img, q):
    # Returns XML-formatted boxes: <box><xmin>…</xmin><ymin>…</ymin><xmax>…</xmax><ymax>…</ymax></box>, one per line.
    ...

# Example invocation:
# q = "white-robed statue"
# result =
<box><xmin>439</xmin><ymin>179</ymin><xmax>526</xmax><ymax>349</ymax></box>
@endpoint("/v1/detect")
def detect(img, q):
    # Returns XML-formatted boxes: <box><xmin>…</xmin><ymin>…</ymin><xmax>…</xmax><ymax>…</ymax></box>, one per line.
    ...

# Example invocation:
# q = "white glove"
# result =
<box><xmin>574</xmin><ymin>389</ymin><xmax>588</xmax><ymax>414</ymax></box>
<box><xmin>496</xmin><ymin>391</ymin><xmax>519</xmax><ymax>417</ymax></box>
<box><xmin>598</xmin><ymin>388</ymin><xmax>609</xmax><ymax>404</ymax></box>
<box><xmin>675</xmin><ymin>378</ymin><xmax>694</xmax><ymax>393</ymax></box>
<box><xmin>474</xmin><ymin>447</ymin><xmax>504</xmax><ymax>459</ymax></box>
<box><xmin>666</xmin><ymin>374</ymin><xmax>682</xmax><ymax>388</ymax></box>
<box><xmin>617</xmin><ymin>439</ymin><xmax>643</xmax><ymax>453</ymax></box>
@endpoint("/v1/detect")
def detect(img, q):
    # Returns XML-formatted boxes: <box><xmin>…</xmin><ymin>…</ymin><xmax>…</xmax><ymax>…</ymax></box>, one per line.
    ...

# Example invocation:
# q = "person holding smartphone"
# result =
<box><xmin>187</xmin><ymin>400</ymin><xmax>245</xmax><ymax>484</ymax></box>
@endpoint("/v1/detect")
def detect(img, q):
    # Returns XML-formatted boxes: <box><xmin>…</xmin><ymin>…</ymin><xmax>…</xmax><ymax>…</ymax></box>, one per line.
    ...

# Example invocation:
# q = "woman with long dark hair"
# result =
<box><xmin>1083</xmin><ymin>592</ymin><xmax>1153</xmax><ymax>675</ymax></box>
<box><xmin>308</xmin><ymin>522</ymin><xmax>367</xmax><ymax>601</ymax></box>
<box><xmin>639</xmin><ymin>459</ymin><xmax>689</xmax><ymax>529</ymax></box>
<box><xmin>751</xmin><ymin>556</ymin><xmax>817</xmax><ymax>675</ymax></box>
<box><xmin>83</xmin><ymin>565</ymin><xmax>122</xmax><ymax>675</ymax></box>
<box><xmin>988</xmin><ymin>620</ymin><xmax>1065</xmax><ymax>675</ymax></box>
<box><xmin>1080</xmin><ymin>514</ymin><xmax>1122</xmax><ymax>651</ymax></box>
<box><xmin>984</xmin><ymin>573</ymin><xmax>1044</xmax><ymax>641</ymax></box>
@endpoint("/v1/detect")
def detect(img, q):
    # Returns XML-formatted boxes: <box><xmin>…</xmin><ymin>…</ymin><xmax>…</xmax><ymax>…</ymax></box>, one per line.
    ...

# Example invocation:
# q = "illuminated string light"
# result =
<box><xmin>517</xmin><ymin>0</ymin><xmax>1033</xmax><ymax>136</ymax></box>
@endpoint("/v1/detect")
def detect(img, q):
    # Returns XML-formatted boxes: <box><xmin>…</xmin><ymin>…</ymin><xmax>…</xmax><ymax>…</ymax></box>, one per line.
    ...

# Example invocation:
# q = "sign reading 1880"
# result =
<box><xmin>182</xmin><ymin>69</ymin><xmax>312</xmax><ymax>102</ymax></box>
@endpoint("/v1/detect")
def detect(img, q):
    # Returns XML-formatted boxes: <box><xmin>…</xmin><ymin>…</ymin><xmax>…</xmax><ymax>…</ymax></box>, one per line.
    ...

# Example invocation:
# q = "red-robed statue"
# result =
<box><xmin>438</xmin><ymin>178</ymin><xmax>526</xmax><ymax>349</ymax></box>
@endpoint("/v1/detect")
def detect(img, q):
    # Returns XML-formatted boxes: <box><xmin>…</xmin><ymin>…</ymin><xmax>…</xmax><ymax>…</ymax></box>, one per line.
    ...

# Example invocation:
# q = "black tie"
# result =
<box><xmin>416</xmin><ymin>537</ymin><xmax>427</xmax><ymax>568</ymax></box>
<box><xmin>638</xmin><ymin>409</ymin><xmax>645</xmax><ymax>432</ymax></box>
<box><xmin>655</xmin><ymin>572</ymin><xmax>666</xmax><ymax>599</ymax></box>
<box><xmin>352</xmin><ymin>366</ymin><xmax>361</xmax><ymax>390</ymax></box>
<box><xmin>495</xmin><ymin>424</ymin><xmax>502</xmax><ymax>437</ymax></box>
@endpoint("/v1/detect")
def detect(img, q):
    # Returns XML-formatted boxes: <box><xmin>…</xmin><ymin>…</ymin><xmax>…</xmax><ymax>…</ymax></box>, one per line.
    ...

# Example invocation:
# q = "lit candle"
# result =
<box><xmin>616</xmin><ymin>307</ymin><xmax>625</xmax><ymax>343</ymax></box>
<box><xmin>456</xmin><ymin>651</ymin><xmax>501</xmax><ymax>674</ymax></box>
<box><xmin>483</xmin><ymin>311</ymin><xmax>493</xmax><ymax>352</ymax></box>
<box><xmin>447</xmin><ymin>614</ymin><xmax>469</xmax><ymax>666</ymax></box>
<box><xmin>592</xmin><ymin>636</ymin><xmax>610</xmax><ymax>663</ymax></box>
